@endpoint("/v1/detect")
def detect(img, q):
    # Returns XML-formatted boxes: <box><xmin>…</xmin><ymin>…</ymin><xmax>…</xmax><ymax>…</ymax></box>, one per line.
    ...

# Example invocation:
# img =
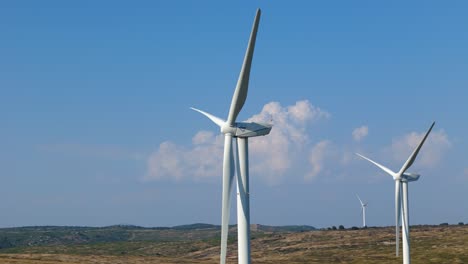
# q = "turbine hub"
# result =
<box><xmin>393</xmin><ymin>174</ymin><xmax>402</xmax><ymax>181</ymax></box>
<box><xmin>221</xmin><ymin>124</ymin><xmax>237</xmax><ymax>135</ymax></box>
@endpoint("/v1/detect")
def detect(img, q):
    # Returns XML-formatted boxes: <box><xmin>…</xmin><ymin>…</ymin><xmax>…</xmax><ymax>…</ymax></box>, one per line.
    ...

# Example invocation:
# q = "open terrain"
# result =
<box><xmin>0</xmin><ymin>224</ymin><xmax>466</xmax><ymax>263</ymax></box>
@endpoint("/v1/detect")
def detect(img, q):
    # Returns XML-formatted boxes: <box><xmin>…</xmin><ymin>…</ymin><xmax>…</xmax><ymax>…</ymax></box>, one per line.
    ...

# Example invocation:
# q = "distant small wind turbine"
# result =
<box><xmin>191</xmin><ymin>9</ymin><xmax>271</xmax><ymax>264</ymax></box>
<box><xmin>356</xmin><ymin>122</ymin><xmax>435</xmax><ymax>264</ymax></box>
<box><xmin>356</xmin><ymin>194</ymin><xmax>368</xmax><ymax>228</ymax></box>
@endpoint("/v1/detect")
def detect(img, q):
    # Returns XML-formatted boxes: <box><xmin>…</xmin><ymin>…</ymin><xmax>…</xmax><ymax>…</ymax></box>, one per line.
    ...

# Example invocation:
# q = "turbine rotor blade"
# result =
<box><xmin>395</xmin><ymin>180</ymin><xmax>402</xmax><ymax>257</ymax></box>
<box><xmin>398</xmin><ymin>122</ymin><xmax>435</xmax><ymax>175</ymax></box>
<box><xmin>356</xmin><ymin>194</ymin><xmax>364</xmax><ymax>206</ymax></box>
<box><xmin>220</xmin><ymin>134</ymin><xmax>235</xmax><ymax>264</ymax></box>
<box><xmin>226</xmin><ymin>9</ymin><xmax>261</xmax><ymax>126</ymax></box>
<box><xmin>356</xmin><ymin>153</ymin><xmax>397</xmax><ymax>178</ymax></box>
<box><xmin>190</xmin><ymin>107</ymin><xmax>225</xmax><ymax>127</ymax></box>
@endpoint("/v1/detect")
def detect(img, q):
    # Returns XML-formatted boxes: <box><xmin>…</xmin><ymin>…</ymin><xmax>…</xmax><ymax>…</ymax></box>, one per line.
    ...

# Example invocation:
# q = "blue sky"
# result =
<box><xmin>1</xmin><ymin>1</ymin><xmax>467</xmax><ymax>228</ymax></box>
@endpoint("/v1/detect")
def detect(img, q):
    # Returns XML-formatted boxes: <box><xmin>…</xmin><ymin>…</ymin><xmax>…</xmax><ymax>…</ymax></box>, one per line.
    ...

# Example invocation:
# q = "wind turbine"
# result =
<box><xmin>191</xmin><ymin>9</ymin><xmax>271</xmax><ymax>264</ymax></box>
<box><xmin>356</xmin><ymin>194</ymin><xmax>368</xmax><ymax>228</ymax></box>
<box><xmin>356</xmin><ymin>122</ymin><xmax>435</xmax><ymax>264</ymax></box>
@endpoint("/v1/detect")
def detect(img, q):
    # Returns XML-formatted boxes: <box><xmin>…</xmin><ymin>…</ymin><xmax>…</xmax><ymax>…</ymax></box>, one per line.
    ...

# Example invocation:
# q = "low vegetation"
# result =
<box><xmin>0</xmin><ymin>224</ymin><xmax>466</xmax><ymax>263</ymax></box>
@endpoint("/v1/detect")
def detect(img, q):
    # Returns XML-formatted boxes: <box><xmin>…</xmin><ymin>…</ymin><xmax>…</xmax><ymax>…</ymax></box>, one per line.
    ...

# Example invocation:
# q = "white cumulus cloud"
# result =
<box><xmin>305</xmin><ymin>140</ymin><xmax>333</xmax><ymax>182</ymax></box>
<box><xmin>304</xmin><ymin>140</ymin><xmax>354</xmax><ymax>182</ymax></box>
<box><xmin>352</xmin><ymin>126</ymin><xmax>369</xmax><ymax>142</ymax></box>
<box><xmin>145</xmin><ymin>100</ymin><xmax>330</xmax><ymax>184</ymax></box>
<box><xmin>390</xmin><ymin>129</ymin><xmax>451</xmax><ymax>169</ymax></box>
<box><xmin>145</xmin><ymin>132</ymin><xmax>224</xmax><ymax>181</ymax></box>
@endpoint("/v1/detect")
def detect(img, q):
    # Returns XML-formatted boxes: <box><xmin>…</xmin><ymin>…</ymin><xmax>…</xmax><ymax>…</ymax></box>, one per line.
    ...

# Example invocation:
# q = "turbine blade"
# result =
<box><xmin>398</xmin><ymin>122</ymin><xmax>435</xmax><ymax>174</ymax></box>
<box><xmin>191</xmin><ymin>107</ymin><xmax>225</xmax><ymax>127</ymax></box>
<box><xmin>356</xmin><ymin>153</ymin><xmax>396</xmax><ymax>177</ymax></box>
<box><xmin>220</xmin><ymin>134</ymin><xmax>235</xmax><ymax>264</ymax></box>
<box><xmin>226</xmin><ymin>9</ymin><xmax>261</xmax><ymax>126</ymax></box>
<box><xmin>395</xmin><ymin>180</ymin><xmax>402</xmax><ymax>257</ymax></box>
<box><xmin>356</xmin><ymin>194</ymin><xmax>364</xmax><ymax>206</ymax></box>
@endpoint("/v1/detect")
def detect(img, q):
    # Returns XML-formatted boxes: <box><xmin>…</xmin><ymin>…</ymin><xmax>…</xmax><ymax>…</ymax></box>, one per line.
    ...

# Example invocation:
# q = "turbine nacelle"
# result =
<box><xmin>401</xmin><ymin>172</ymin><xmax>420</xmax><ymax>182</ymax></box>
<box><xmin>224</xmin><ymin>122</ymin><xmax>272</xmax><ymax>138</ymax></box>
<box><xmin>393</xmin><ymin>172</ymin><xmax>420</xmax><ymax>182</ymax></box>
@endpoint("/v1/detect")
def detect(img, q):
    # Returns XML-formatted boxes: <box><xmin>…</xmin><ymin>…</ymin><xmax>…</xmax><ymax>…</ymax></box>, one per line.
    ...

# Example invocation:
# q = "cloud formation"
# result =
<box><xmin>145</xmin><ymin>102</ymin><xmax>452</xmax><ymax>184</ymax></box>
<box><xmin>390</xmin><ymin>129</ymin><xmax>451</xmax><ymax>169</ymax></box>
<box><xmin>352</xmin><ymin>126</ymin><xmax>369</xmax><ymax>142</ymax></box>
<box><xmin>146</xmin><ymin>132</ymin><xmax>223</xmax><ymax>181</ymax></box>
<box><xmin>145</xmin><ymin>100</ymin><xmax>330</xmax><ymax>184</ymax></box>
<box><xmin>305</xmin><ymin>140</ymin><xmax>333</xmax><ymax>181</ymax></box>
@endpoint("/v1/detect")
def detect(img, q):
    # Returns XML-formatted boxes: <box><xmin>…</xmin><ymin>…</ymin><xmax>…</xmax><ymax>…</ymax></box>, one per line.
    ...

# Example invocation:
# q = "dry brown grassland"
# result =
<box><xmin>0</xmin><ymin>225</ymin><xmax>466</xmax><ymax>264</ymax></box>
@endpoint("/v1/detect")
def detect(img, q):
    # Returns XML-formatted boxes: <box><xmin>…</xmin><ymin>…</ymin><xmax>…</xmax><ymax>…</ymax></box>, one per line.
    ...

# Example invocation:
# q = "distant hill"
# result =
<box><xmin>253</xmin><ymin>224</ymin><xmax>316</xmax><ymax>232</ymax></box>
<box><xmin>0</xmin><ymin>223</ymin><xmax>315</xmax><ymax>250</ymax></box>
<box><xmin>171</xmin><ymin>223</ymin><xmax>219</xmax><ymax>230</ymax></box>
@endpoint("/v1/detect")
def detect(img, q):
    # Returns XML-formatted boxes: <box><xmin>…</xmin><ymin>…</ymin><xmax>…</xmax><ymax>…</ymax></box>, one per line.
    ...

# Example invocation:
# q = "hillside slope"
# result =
<box><xmin>0</xmin><ymin>225</ymin><xmax>466</xmax><ymax>263</ymax></box>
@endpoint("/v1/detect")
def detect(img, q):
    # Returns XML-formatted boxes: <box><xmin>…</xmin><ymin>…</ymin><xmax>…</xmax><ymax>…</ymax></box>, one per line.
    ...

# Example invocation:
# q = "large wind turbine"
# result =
<box><xmin>191</xmin><ymin>9</ymin><xmax>271</xmax><ymax>264</ymax></box>
<box><xmin>356</xmin><ymin>122</ymin><xmax>435</xmax><ymax>264</ymax></box>
<box><xmin>356</xmin><ymin>194</ymin><xmax>368</xmax><ymax>228</ymax></box>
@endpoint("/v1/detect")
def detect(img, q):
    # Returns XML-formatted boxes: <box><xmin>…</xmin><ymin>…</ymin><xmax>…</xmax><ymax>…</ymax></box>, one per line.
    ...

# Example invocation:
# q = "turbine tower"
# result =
<box><xmin>191</xmin><ymin>9</ymin><xmax>271</xmax><ymax>264</ymax></box>
<box><xmin>356</xmin><ymin>194</ymin><xmax>368</xmax><ymax>228</ymax></box>
<box><xmin>356</xmin><ymin>122</ymin><xmax>435</xmax><ymax>264</ymax></box>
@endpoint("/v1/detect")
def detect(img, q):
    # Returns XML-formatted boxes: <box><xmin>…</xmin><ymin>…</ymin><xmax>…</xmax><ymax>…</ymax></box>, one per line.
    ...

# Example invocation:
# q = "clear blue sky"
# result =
<box><xmin>1</xmin><ymin>1</ymin><xmax>467</xmax><ymax>228</ymax></box>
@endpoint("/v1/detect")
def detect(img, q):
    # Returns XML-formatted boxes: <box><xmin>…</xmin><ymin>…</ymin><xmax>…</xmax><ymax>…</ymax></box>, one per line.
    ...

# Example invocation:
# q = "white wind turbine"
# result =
<box><xmin>191</xmin><ymin>9</ymin><xmax>271</xmax><ymax>264</ymax></box>
<box><xmin>356</xmin><ymin>122</ymin><xmax>435</xmax><ymax>264</ymax></box>
<box><xmin>356</xmin><ymin>194</ymin><xmax>368</xmax><ymax>228</ymax></box>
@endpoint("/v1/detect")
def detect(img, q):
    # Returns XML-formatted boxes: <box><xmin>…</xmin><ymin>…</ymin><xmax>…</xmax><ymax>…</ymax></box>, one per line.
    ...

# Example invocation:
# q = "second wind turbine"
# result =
<box><xmin>356</xmin><ymin>122</ymin><xmax>435</xmax><ymax>264</ymax></box>
<box><xmin>356</xmin><ymin>194</ymin><xmax>368</xmax><ymax>228</ymax></box>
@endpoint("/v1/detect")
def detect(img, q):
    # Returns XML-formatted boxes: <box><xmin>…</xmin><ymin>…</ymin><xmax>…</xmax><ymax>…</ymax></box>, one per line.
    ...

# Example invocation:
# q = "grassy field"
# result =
<box><xmin>0</xmin><ymin>225</ymin><xmax>466</xmax><ymax>263</ymax></box>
